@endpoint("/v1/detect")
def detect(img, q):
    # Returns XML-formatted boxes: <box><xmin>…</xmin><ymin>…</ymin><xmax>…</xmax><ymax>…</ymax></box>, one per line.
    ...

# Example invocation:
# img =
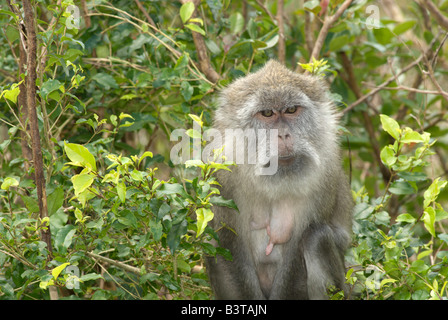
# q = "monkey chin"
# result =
<box><xmin>262</xmin><ymin>154</ymin><xmax>311</xmax><ymax>174</ymax></box>
<box><xmin>277</xmin><ymin>155</ymin><xmax>295</xmax><ymax>166</ymax></box>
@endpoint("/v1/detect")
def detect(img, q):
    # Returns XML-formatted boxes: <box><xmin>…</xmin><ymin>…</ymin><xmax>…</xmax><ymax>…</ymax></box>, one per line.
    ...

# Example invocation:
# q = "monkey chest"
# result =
<box><xmin>248</xmin><ymin>201</ymin><xmax>295</xmax><ymax>262</ymax></box>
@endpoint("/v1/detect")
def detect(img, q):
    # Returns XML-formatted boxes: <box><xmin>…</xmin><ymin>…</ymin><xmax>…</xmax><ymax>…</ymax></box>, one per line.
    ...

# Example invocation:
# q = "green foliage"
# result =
<box><xmin>344</xmin><ymin>115</ymin><xmax>448</xmax><ymax>300</ymax></box>
<box><xmin>0</xmin><ymin>0</ymin><xmax>447</xmax><ymax>300</ymax></box>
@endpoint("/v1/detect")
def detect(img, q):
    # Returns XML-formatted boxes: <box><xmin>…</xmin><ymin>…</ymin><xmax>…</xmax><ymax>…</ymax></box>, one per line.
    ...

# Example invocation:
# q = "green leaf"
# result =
<box><xmin>20</xmin><ymin>195</ymin><xmax>39</xmax><ymax>213</ymax></box>
<box><xmin>117</xmin><ymin>180</ymin><xmax>126</xmax><ymax>203</ymax></box>
<box><xmin>176</xmin><ymin>259</ymin><xmax>191</xmax><ymax>273</ymax></box>
<box><xmin>47</xmin><ymin>186</ymin><xmax>64</xmax><ymax>216</ymax></box>
<box><xmin>380</xmin><ymin>114</ymin><xmax>401</xmax><ymax>140</ymax></box>
<box><xmin>196</xmin><ymin>207</ymin><xmax>214</xmax><ymax>238</ymax></box>
<box><xmin>149</xmin><ymin>219</ymin><xmax>163</xmax><ymax>241</ymax></box>
<box><xmin>423</xmin><ymin>178</ymin><xmax>447</xmax><ymax>208</ymax></box>
<box><xmin>423</xmin><ymin>207</ymin><xmax>436</xmax><ymax>237</ymax></box>
<box><xmin>55</xmin><ymin>225</ymin><xmax>76</xmax><ymax>253</ymax></box>
<box><xmin>229</xmin><ymin>12</ymin><xmax>244</xmax><ymax>34</ymax></box>
<box><xmin>185</xmin><ymin>159</ymin><xmax>205</xmax><ymax>169</ymax></box>
<box><xmin>329</xmin><ymin>35</ymin><xmax>350</xmax><ymax>52</ymax></box>
<box><xmin>185</xmin><ymin>128</ymin><xmax>202</xmax><ymax>139</ymax></box>
<box><xmin>401</xmin><ymin>129</ymin><xmax>424</xmax><ymax>144</ymax></box>
<box><xmin>2</xmin><ymin>85</ymin><xmax>21</xmax><ymax>104</ymax></box>
<box><xmin>259</xmin><ymin>34</ymin><xmax>279</xmax><ymax>51</ymax></box>
<box><xmin>120</xmin><ymin>93</ymin><xmax>138</xmax><ymax>100</ymax></box>
<box><xmin>167</xmin><ymin>220</ymin><xmax>188</xmax><ymax>253</ymax></box>
<box><xmin>210</xmin><ymin>196</ymin><xmax>238</xmax><ymax>210</ymax></box>
<box><xmin>130</xmin><ymin>169</ymin><xmax>143</xmax><ymax>182</ymax></box>
<box><xmin>389</xmin><ymin>180</ymin><xmax>416</xmax><ymax>195</ymax></box>
<box><xmin>396</xmin><ymin>213</ymin><xmax>416</xmax><ymax>224</ymax></box>
<box><xmin>157</xmin><ymin>183</ymin><xmax>188</xmax><ymax>197</ymax></box>
<box><xmin>200</xmin><ymin>242</ymin><xmax>217</xmax><ymax>256</ymax></box>
<box><xmin>92</xmin><ymin>73</ymin><xmax>118</xmax><ymax>90</ymax></box>
<box><xmin>380</xmin><ymin>145</ymin><xmax>396</xmax><ymax>167</ymax></box>
<box><xmin>138</xmin><ymin>151</ymin><xmax>153</xmax><ymax>167</ymax></box>
<box><xmin>180</xmin><ymin>2</ymin><xmax>195</xmax><ymax>23</ymax></box>
<box><xmin>303</xmin><ymin>0</ymin><xmax>321</xmax><ymax>15</ymax></box>
<box><xmin>64</xmin><ymin>143</ymin><xmax>97</xmax><ymax>171</ymax></box>
<box><xmin>80</xmin><ymin>273</ymin><xmax>104</xmax><ymax>282</ymax></box>
<box><xmin>40</xmin><ymin>79</ymin><xmax>63</xmax><ymax>100</ymax></box>
<box><xmin>435</xmin><ymin>206</ymin><xmax>448</xmax><ymax>222</ymax></box>
<box><xmin>174</xmin><ymin>54</ymin><xmax>189</xmax><ymax>70</ymax></box>
<box><xmin>185</xmin><ymin>23</ymin><xmax>206</xmax><ymax>36</ymax></box>
<box><xmin>119</xmin><ymin>112</ymin><xmax>134</xmax><ymax>121</ymax></box>
<box><xmin>52</xmin><ymin>263</ymin><xmax>70</xmax><ymax>280</ymax></box>
<box><xmin>393</xmin><ymin>21</ymin><xmax>416</xmax><ymax>35</ymax></box>
<box><xmin>1</xmin><ymin>177</ymin><xmax>19</xmax><ymax>191</ymax></box>
<box><xmin>188</xmin><ymin>114</ymin><xmax>203</xmax><ymax>127</ymax></box>
<box><xmin>181</xmin><ymin>81</ymin><xmax>194</xmax><ymax>101</ymax></box>
<box><xmin>71</xmin><ymin>173</ymin><xmax>95</xmax><ymax>197</ymax></box>
<box><xmin>74</xmin><ymin>207</ymin><xmax>83</xmax><ymax>222</ymax></box>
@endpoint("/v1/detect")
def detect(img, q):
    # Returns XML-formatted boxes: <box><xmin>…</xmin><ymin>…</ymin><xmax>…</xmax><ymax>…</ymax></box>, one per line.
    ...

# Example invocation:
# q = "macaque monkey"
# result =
<box><xmin>205</xmin><ymin>60</ymin><xmax>353</xmax><ymax>300</ymax></box>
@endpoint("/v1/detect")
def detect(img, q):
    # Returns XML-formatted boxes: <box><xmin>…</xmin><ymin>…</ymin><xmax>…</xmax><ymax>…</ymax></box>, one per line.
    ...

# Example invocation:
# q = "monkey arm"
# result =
<box><xmin>301</xmin><ymin>223</ymin><xmax>349</xmax><ymax>299</ymax></box>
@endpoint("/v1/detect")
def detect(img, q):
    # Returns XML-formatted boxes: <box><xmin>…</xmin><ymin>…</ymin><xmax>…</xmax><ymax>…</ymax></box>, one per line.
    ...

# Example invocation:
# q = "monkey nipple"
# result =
<box><xmin>265</xmin><ymin>225</ymin><xmax>274</xmax><ymax>255</ymax></box>
<box><xmin>265</xmin><ymin>241</ymin><xmax>274</xmax><ymax>256</ymax></box>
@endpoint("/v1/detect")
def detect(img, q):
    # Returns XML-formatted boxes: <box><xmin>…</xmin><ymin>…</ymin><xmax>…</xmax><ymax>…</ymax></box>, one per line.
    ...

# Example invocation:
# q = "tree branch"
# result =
<box><xmin>277</xmin><ymin>0</ymin><xmax>286</xmax><ymax>64</ymax></box>
<box><xmin>343</xmin><ymin>33</ymin><xmax>441</xmax><ymax>113</ymax></box>
<box><xmin>421</xmin><ymin>0</ymin><xmax>448</xmax><ymax>30</ymax></box>
<box><xmin>308</xmin><ymin>0</ymin><xmax>353</xmax><ymax>62</ymax></box>
<box><xmin>22</xmin><ymin>0</ymin><xmax>53</xmax><ymax>254</ymax></box>
<box><xmin>179</xmin><ymin>0</ymin><xmax>220</xmax><ymax>83</ymax></box>
<box><xmin>134</xmin><ymin>0</ymin><xmax>156</xmax><ymax>28</ymax></box>
<box><xmin>339</xmin><ymin>52</ymin><xmax>391</xmax><ymax>183</ymax></box>
<box><xmin>304</xmin><ymin>11</ymin><xmax>314</xmax><ymax>54</ymax></box>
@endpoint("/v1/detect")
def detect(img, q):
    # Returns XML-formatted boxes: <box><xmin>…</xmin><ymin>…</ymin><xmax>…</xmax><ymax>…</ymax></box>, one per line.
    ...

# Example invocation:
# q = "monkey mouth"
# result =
<box><xmin>277</xmin><ymin>155</ymin><xmax>295</xmax><ymax>166</ymax></box>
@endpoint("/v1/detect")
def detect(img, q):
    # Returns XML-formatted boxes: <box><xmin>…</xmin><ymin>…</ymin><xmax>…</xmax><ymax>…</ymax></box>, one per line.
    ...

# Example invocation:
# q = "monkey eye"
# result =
<box><xmin>285</xmin><ymin>106</ymin><xmax>299</xmax><ymax>114</ymax></box>
<box><xmin>260</xmin><ymin>109</ymin><xmax>274</xmax><ymax>117</ymax></box>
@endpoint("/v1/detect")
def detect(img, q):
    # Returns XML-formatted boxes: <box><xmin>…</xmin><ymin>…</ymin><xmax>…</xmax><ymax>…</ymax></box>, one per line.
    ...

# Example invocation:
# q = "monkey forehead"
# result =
<box><xmin>220</xmin><ymin>60</ymin><xmax>329</xmax><ymax>105</ymax></box>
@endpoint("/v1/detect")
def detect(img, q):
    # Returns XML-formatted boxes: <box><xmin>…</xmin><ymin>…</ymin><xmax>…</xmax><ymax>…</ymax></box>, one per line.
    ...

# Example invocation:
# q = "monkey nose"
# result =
<box><xmin>278</xmin><ymin>132</ymin><xmax>291</xmax><ymax>141</ymax></box>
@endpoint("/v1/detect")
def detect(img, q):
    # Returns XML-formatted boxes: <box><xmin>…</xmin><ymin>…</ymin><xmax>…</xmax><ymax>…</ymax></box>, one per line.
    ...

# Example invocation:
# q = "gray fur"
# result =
<box><xmin>206</xmin><ymin>60</ymin><xmax>353</xmax><ymax>300</ymax></box>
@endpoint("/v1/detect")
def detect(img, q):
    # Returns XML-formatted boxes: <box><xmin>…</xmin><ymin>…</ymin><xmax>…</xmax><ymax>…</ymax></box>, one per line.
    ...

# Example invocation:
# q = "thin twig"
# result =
<box><xmin>421</xmin><ymin>0</ymin><xmax>448</xmax><ymax>30</ymax></box>
<box><xmin>86</xmin><ymin>251</ymin><xmax>145</xmax><ymax>275</ymax></box>
<box><xmin>179</xmin><ymin>0</ymin><xmax>220</xmax><ymax>83</ymax></box>
<box><xmin>134</xmin><ymin>0</ymin><xmax>156</xmax><ymax>28</ymax></box>
<box><xmin>308</xmin><ymin>0</ymin><xmax>353</xmax><ymax>63</ymax></box>
<box><xmin>277</xmin><ymin>0</ymin><xmax>285</xmax><ymax>64</ymax></box>
<box><xmin>254</xmin><ymin>0</ymin><xmax>276</xmax><ymax>22</ymax></box>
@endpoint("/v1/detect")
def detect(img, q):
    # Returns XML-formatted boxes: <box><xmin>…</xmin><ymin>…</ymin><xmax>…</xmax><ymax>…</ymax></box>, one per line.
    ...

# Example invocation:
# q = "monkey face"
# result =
<box><xmin>214</xmin><ymin>60</ymin><xmax>339</xmax><ymax>177</ymax></box>
<box><xmin>254</xmin><ymin>105</ymin><xmax>302</xmax><ymax>165</ymax></box>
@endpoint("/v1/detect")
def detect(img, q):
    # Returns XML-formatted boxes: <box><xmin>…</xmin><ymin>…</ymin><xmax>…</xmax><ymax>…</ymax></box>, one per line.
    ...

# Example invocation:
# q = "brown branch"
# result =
<box><xmin>81</xmin><ymin>0</ymin><xmax>91</xmax><ymax>28</ymax></box>
<box><xmin>365</xmin><ymin>84</ymin><xmax>448</xmax><ymax>100</ymax></box>
<box><xmin>277</xmin><ymin>0</ymin><xmax>286</xmax><ymax>64</ymax></box>
<box><xmin>134</xmin><ymin>0</ymin><xmax>156</xmax><ymax>28</ymax></box>
<box><xmin>304</xmin><ymin>11</ymin><xmax>314</xmax><ymax>54</ymax></box>
<box><xmin>179</xmin><ymin>0</ymin><xmax>220</xmax><ymax>84</ymax></box>
<box><xmin>421</xmin><ymin>0</ymin><xmax>448</xmax><ymax>30</ymax></box>
<box><xmin>308</xmin><ymin>0</ymin><xmax>353</xmax><ymax>62</ymax></box>
<box><xmin>22</xmin><ymin>0</ymin><xmax>53</xmax><ymax>255</ymax></box>
<box><xmin>8</xmin><ymin>1</ymin><xmax>33</xmax><ymax>170</ymax></box>
<box><xmin>343</xmin><ymin>33</ymin><xmax>441</xmax><ymax>114</ymax></box>
<box><xmin>343</xmin><ymin>57</ymin><xmax>423</xmax><ymax>114</ymax></box>
<box><xmin>86</xmin><ymin>251</ymin><xmax>143</xmax><ymax>275</ymax></box>
<box><xmin>339</xmin><ymin>52</ymin><xmax>391</xmax><ymax>183</ymax></box>
<box><xmin>18</xmin><ymin>29</ymin><xmax>33</xmax><ymax>173</ymax></box>
<box><xmin>255</xmin><ymin>0</ymin><xmax>276</xmax><ymax>22</ymax></box>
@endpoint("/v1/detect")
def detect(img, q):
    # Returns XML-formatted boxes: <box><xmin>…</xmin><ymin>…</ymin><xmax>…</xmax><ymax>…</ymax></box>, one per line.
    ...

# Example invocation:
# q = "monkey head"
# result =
<box><xmin>214</xmin><ymin>60</ymin><xmax>341</xmax><ymax>184</ymax></box>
